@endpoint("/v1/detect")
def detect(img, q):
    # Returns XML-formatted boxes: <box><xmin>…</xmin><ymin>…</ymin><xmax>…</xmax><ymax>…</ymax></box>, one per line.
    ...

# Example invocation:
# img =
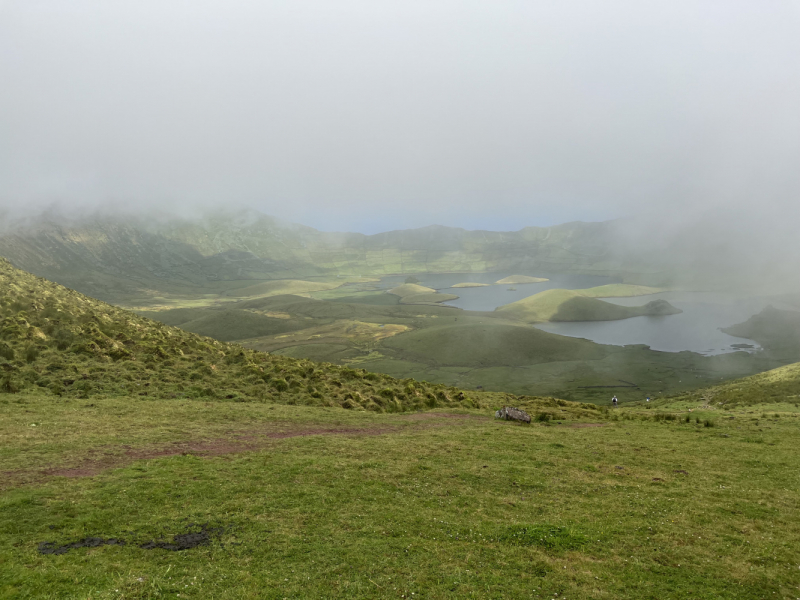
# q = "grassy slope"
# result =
<box><xmin>496</xmin><ymin>287</ymin><xmax>678</xmax><ymax>323</ymax></box>
<box><xmin>138</xmin><ymin>308</ymin><xmax>307</xmax><ymax>342</ymax></box>
<box><xmin>656</xmin><ymin>361</ymin><xmax>800</xmax><ymax>409</ymax></box>
<box><xmin>0</xmin><ymin>258</ymin><xmax>478</xmax><ymax>413</ymax></box>
<box><xmin>2</xmin><ymin>378</ymin><xmax>800</xmax><ymax>598</ymax></box>
<box><xmin>380</xmin><ymin>321</ymin><xmax>607</xmax><ymax>367</ymax></box>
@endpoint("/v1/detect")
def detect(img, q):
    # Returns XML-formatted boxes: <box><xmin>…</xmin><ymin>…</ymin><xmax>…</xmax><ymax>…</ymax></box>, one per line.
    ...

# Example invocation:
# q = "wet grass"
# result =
<box><xmin>1</xmin><ymin>393</ymin><xmax>799</xmax><ymax>598</ymax></box>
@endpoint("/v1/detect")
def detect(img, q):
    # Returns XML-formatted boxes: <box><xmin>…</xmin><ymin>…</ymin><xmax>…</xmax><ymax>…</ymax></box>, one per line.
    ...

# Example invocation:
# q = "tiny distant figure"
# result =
<box><xmin>646</xmin><ymin>396</ymin><xmax>651</xmax><ymax>403</ymax></box>
<box><xmin>612</xmin><ymin>395</ymin><xmax>618</xmax><ymax>407</ymax></box>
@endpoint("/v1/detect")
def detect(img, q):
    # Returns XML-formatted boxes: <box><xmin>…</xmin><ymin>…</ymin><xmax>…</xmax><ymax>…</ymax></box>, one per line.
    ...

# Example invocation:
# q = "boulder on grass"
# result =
<box><xmin>495</xmin><ymin>406</ymin><xmax>531</xmax><ymax>423</ymax></box>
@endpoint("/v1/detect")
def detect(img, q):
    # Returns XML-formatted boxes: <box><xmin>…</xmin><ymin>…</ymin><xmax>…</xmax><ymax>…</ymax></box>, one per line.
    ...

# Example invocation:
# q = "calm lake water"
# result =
<box><xmin>374</xmin><ymin>272</ymin><xmax>617</xmax><ymax>311</ymax></box>
<box><xmin>372</xmin><ymin>274</ymin><xmax>771</xmax><ymax>355</ymax></box>
<box><xmin>534</xmin><ymin>292</ymin><xmax>772</xmax><ymax>356</ymax></box>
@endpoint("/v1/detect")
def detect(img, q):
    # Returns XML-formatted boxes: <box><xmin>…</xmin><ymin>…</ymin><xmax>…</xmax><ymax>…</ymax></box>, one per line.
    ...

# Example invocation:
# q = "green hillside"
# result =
<box><xmin>380</xmin><ymin>321</ymin><xmax>607</xmax><ymax>367</ymax></box>
<box><xmin>0</xmin><ymin>211</ymin><xmax>664</xmax><ymax>306</ymax></box>
<box><xmin>658</xmin><ymin>360</ymin><xmax>800</xmax><ymax>409</ymax></box>
<box><xmin>0</xmin><ymin>258</ymin><xmax>479</xmax><ymax>412</ymax></box>
<box><xmin>495</xmin><ymin>287</ymin><xmax>681</xmax><ymax>323</ymax></box>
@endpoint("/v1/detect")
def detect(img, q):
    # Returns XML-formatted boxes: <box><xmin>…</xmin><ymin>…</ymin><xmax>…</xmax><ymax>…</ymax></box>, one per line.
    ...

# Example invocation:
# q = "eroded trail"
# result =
<box><xmin>2</xmin><ymin>413</ymin><xmax>487</xmax><ymax>489</ymax></box>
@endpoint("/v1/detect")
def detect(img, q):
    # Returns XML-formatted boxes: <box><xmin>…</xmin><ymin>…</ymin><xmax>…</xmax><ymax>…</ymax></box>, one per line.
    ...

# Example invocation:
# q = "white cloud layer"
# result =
<box><xmin>1</xmin><ymin>1</ymin><xmax>799</xmax><ymax>233</ymax></box>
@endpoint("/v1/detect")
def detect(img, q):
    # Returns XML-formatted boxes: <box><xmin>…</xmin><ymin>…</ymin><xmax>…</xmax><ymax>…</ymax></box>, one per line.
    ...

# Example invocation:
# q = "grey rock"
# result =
<box><xmin>494</xmin><ymin>406</ymin><xmax>531</xmax><ymax>423</ymax></box>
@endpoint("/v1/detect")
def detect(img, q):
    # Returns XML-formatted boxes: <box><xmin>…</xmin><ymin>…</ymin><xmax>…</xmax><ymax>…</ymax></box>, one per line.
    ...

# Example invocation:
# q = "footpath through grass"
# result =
<box><xmin>1</xmin><ymin>395</ymin><xmax>799</xmax><ymax>599</ymax></box>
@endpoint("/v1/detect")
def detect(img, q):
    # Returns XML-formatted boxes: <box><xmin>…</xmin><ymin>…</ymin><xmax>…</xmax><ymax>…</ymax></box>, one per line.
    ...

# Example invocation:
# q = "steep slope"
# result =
<box><xmin>495</xmin><ymin>288</ymin><xmax>680</xmax><ymax>323</ymax></box>
<box><xmin>0</xmin><ymin>258</ymin><xmax>480</xmax><ymax>411</ymax></box>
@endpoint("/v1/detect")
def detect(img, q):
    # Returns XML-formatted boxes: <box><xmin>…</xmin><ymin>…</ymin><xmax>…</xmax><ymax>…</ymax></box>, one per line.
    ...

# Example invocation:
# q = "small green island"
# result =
<box><xmin>496</xmin><ymin>285</ymin><xmax>681</xmax><ymax>323</ymax></box>
<box><xmin>450</xmin><ymin>282</ymin><xmax>490</xmax><ymax>288</ymax></box>
<box><xmin>495</xmin><ymin>275</ymin><xmax>549</xmax><ymax>284</ymax></box>
<box><xmin>387</xmin><ymin>283</ymin><xmax>459</xmax><ymax>305</ymax></box>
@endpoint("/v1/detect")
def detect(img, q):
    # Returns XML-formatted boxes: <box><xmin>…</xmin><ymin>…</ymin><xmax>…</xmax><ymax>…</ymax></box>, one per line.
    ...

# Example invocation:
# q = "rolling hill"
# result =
<box><xmin>0</xmin><ymin>257</ymin><xmax>479</xmax><ymax>411</ymax></box>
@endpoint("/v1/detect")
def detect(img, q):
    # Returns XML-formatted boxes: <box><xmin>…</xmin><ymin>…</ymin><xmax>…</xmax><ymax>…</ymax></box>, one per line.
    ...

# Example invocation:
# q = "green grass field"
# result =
<box><xmin>2</xmin><ymin>387</ymin><xmax>800</xmax><ymax>599</ymax></box>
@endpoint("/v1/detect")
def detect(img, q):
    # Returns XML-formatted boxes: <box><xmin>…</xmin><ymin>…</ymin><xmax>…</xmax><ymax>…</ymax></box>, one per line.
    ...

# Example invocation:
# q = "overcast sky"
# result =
<box><xmin>1</xmin><ymin>1</ymin><xmax>799</xmax><ymax>233</ymax></box>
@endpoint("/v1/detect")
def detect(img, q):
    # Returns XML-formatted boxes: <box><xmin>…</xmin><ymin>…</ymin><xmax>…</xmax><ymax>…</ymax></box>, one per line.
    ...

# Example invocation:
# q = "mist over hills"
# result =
<box><xmin>0</xmin><ymin>208</ymin><xmax>722</xmax><ymax>305</ymax></box>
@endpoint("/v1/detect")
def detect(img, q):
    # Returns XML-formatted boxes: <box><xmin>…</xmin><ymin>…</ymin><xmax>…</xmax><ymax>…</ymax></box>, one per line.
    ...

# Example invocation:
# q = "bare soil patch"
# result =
<box><xmin>3</xmin><ymin>415</ymin><xmax>480</xmax><ymax>488</ymax></box>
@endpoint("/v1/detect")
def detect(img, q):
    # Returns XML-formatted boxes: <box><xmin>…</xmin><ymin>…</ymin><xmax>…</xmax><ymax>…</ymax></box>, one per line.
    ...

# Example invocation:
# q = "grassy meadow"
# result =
<box><xmin>2</xmin><ymin>390</ymin><xmax>800</xmax><ymax>599</ymax></box>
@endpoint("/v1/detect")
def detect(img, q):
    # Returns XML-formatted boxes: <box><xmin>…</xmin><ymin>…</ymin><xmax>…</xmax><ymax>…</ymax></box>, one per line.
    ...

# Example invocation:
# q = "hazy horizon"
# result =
<box><xmin>2</xmin><ymin>1</ymin><xmax>799</xmax><ymax>236</ymax></box>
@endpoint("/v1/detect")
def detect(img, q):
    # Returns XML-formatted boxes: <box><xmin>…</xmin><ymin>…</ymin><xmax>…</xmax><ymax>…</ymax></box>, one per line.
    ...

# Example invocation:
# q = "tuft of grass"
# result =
<box><xmin>499</xmin><ymin>524</ymin><xmax>588</xmax><ymax>551</ymax></box>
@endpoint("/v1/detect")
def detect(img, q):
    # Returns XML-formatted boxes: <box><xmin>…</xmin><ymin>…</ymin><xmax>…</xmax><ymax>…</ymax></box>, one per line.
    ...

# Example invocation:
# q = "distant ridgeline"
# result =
<box><xmin>0</xmin><ymin>210</ymin><xmax>666</xmax><ymax>303</ymax></box>
<box><xmin>0</xmin><ymin>257</ymin><xmax>480</xmax><ymax>411</ymax></box>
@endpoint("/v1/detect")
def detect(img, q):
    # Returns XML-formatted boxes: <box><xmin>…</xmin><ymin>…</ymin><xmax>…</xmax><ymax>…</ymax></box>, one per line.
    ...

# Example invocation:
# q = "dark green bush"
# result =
<box><xmin>24</xmin><ymin>345</ymin><xmax>40</xmax><ymax>363</ymax></box>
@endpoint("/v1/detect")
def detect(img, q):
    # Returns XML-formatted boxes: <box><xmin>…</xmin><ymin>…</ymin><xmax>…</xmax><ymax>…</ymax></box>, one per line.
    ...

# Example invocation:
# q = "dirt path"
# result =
<box><xmin>2</xmin><ymin>413</ymin><xmax>488</xmax><ymax>489</ymax></box>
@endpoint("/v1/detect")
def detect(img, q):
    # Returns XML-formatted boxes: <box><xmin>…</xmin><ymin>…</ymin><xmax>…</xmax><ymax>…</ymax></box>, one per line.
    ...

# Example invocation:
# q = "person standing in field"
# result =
<box><xmin>612</xmin><ymin>395</ymin><xmax>618</xmax><ymax>407</ymax></box>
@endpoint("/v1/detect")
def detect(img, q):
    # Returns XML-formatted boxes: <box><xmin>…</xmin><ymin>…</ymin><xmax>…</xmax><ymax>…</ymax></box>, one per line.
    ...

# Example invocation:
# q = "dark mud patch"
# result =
<box><xmin>39</xmin><ymin>537</ymin><xmax>125</xmax><ymax>555</ymax></box>
<box><xmin>139</xmin><ymin>523</ymin><xmax>226</xmax><ymax>551</ymax></box>
<box><xmin>38</xmin><ymin>523</ymin><xmax>226</xmax><ymax>555</ymax></box>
